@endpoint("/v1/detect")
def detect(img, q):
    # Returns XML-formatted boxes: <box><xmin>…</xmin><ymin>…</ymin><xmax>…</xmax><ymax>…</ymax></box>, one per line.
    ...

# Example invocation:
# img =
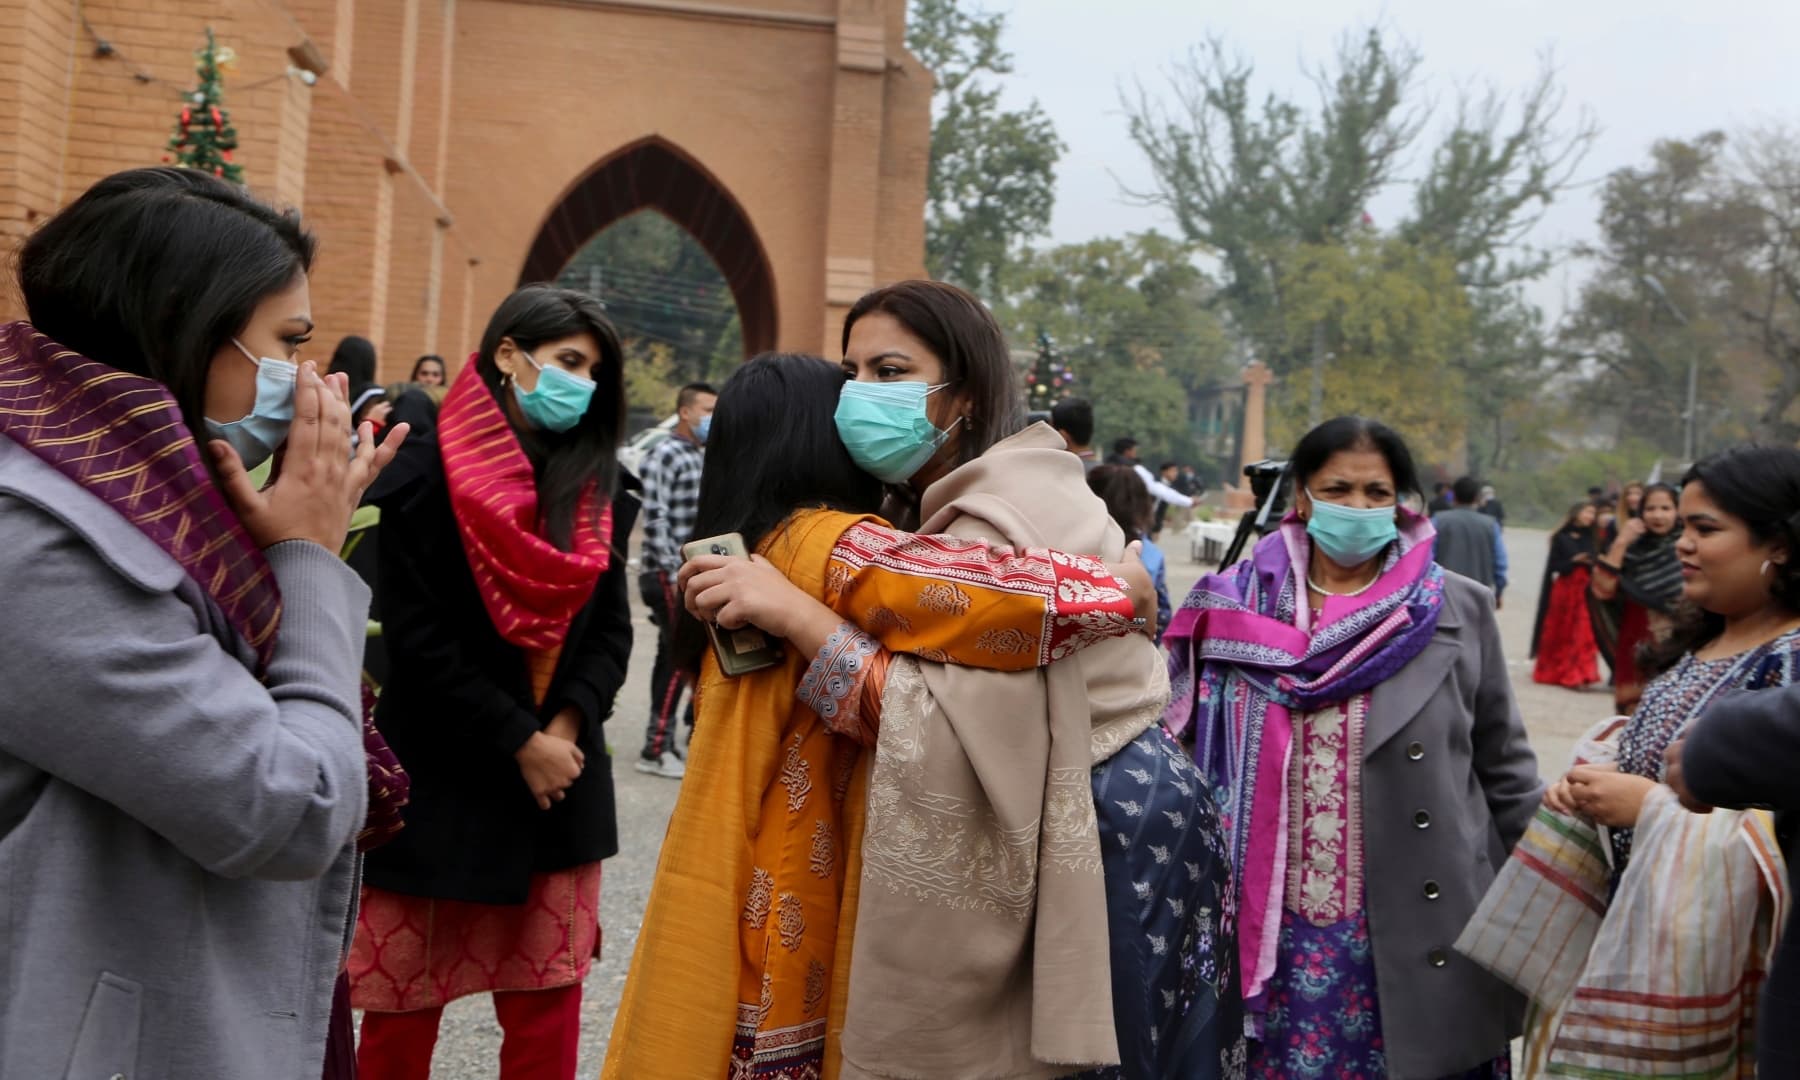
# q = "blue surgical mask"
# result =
<box><xmin>204</xmin><ymin>339</ymin><xmax>296</xmax><ymax>471</ymax></box>
<box><xmin>512</xmin><ymin>349</ymin><xmax>595</xmax><ymax>433</ymax></box>
<box><xmin>1306</xmin><ymin>490</ymin><xmax>1399</xmax><ymax>567</ymax></box>
<box><xmin>694</xmin><ymin>414</ymin><xmax>712</xmax><ymax>445</ymax></box>
<box><xmin>834</xmin><ymin>380</ymin><xmax>953</xmax><ymax>484</ymax></box>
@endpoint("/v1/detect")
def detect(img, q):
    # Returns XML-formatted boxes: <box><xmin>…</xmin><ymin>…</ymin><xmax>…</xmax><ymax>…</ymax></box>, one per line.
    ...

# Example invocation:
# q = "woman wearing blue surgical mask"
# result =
<box><xmin>349</xmin><ymin>284</ymin><xmax>634</xmax><ymax>1080</ymax></box>
<box><xmin>0</xmin><ymin>167</ymin><xmax>410</xmax><ymax>1079</ymax></box>
<box><xmin>1162</xmin><ymin>416</ymin><xmax>1543</xmax><ymax>1080</ymax></box>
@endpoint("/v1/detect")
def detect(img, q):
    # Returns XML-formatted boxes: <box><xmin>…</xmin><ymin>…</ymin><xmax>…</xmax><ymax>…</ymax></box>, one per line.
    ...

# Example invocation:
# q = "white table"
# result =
<box><xmin>1185</xmin><ymin>520</ymin><xmax>1238</xmax><ymax>564</ymax></box>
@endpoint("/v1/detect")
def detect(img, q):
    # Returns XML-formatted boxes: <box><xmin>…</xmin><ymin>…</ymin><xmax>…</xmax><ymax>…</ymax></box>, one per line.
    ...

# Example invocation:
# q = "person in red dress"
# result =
<box><xmin>349</xmin><ymin>286</ymin><xmax>633</xmax><ymax>1080</ymax></box>
<box><xmin>1591</xmin><ymin>483</ymin><xmax>1685</xmax><ymax>712</ymax></box>
<box><xmin>1533</xmin><ymin>502</ymin><xmax>1603</xmax><ymax>688</ymax></box>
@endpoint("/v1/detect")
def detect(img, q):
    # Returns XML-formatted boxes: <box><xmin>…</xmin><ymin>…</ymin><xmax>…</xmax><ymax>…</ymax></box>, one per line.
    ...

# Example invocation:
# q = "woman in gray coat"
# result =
<box><xmin>0</xmin><ymin>169</ymin><xmax>407</xmax><ymax>1078</ymax></box>
<box><xmin>1163</xmin><ymin>416</ymin><xmax>1542</xmax><ymax>1080</ymax></box>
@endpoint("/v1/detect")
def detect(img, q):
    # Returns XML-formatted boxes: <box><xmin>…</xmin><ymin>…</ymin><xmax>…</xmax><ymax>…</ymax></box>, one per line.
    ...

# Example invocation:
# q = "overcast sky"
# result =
<box><xmin>988</xmin><ymin>0</ymin><xmax>1800</xmax><ymax>319</ymax></box>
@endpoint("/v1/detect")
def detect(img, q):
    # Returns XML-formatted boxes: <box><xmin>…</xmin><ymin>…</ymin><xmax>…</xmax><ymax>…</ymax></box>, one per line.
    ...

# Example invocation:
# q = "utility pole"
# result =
<box><xmin>1641</xmin><ymin>274</ymin><xmax>1697</xmax><ymax>464</ymax></box>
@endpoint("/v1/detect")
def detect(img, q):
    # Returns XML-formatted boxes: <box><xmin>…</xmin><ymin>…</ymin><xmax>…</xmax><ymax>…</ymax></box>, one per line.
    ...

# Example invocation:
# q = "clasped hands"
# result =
<box><xmin>1543</xmin><ymin>740</ymin><xmax>1714</xmax><ymax>828</ymax></box>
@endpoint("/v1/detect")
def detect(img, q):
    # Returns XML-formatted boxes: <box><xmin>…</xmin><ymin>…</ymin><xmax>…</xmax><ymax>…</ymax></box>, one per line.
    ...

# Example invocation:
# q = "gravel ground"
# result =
<box><xmin>416</xmin><ymin>524</ymin><xmax>1609</xmax><ymax>1076</ymax></box>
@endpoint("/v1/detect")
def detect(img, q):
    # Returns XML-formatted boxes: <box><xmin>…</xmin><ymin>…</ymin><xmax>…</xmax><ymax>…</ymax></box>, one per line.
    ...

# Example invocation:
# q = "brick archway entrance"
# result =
<box><xmin>519</xmin><ymin>138</ymin><xmax>778</xmax><ymax>355</ymax></box>
<box><xmin>0</xmin><ymin>0</ymin><xmax>931</xmax><ymax>374</ymax></box>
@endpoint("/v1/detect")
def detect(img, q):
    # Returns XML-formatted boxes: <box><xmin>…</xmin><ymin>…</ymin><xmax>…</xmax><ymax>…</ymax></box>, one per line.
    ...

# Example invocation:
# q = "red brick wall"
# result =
<box><xmin>0</xmin><ymin>0</ymin><xmax>929</xmax><ymax>377</ymax></box>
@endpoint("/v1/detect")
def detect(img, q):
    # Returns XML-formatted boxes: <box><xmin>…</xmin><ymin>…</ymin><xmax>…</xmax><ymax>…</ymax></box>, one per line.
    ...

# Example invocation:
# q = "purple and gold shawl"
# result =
<box><xmin>0</xmin><ymin>322</ymin><xmax>406</xmax><ymax>849</ymax></box>
<box><xmin>1161</xmin><ymin>510</ymin><xmax>1445</xmax><ymax>1017</ymax></box>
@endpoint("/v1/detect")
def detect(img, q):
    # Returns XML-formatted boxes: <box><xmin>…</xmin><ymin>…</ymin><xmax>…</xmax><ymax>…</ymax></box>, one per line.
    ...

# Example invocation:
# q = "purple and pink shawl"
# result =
<box><xmin>1161</xmin><ymin>510</ymin><xmax>1445</xmax><ymax>1018</ymax></box>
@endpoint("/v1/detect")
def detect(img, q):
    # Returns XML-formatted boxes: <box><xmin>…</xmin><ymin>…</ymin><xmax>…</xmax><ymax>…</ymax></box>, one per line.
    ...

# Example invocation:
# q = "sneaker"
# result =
<box><xmin>634</xmin><ymin>750</ymin><xmax>686</xmax><ymax>780</ymax></box>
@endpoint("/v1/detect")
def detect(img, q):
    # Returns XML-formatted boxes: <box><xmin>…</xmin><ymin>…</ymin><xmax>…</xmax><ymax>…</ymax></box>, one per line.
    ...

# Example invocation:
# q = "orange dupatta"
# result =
<box><xmin>601</xmin><ymin>509</ymin><xmax>875</xmax><ymax>1080</ymax></box>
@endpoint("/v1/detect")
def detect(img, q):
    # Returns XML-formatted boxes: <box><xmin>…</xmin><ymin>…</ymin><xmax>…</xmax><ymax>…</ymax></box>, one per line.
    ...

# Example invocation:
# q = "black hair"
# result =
<box><xmin>410</xmin><ymin>354</ymin><xmax>445</xmax><ymax>380</ymax></box>
<box><xmin>1113</xmin><ymin>436</ymin><xmax>1139</xmax><ymax>455</ymax></box>
<box><xmin>676</xmin><ymin>382</ymin><xmax>718</xmax><ymax>410</ymax></box>
<box><xmin>17</xmin><ymin>167</ymin><xmax>315</xmax><ymax>453</ymax></box>
<box><xmin>1640</xmin><ymin>482</ymin><xmax>1681</xmax><ymax>529</ymax></box>
<box><xmin>475</xmin><ymin>285</ymin><xmax>625</xmax><ymax>550</ymax></box>
<box><xmin>842</xmin><ymin>280</ymin><xmax>1023</xmax><ymax>472</ymax></box>
<box><xmin>1641</xmin><ymin>445</ymin><xmax>1800</xmax><ymax>677</ymax></box>
<box><xmin>675</xmin><ymin>352</ymin><xmax>886</xmax><ymax>669</ymax></box>
<box><xmin>1452</xmin><ymin>476</ymin><xmax>1482</xmax><ymax>506</ymax></box>
<box><xmin>330</xmin><ymin>335</ymin><xmax>377</xmax><ymax>387</ymax></box>
<box><xmin>1051</xmin><ymin>397</ymin><xmax>1095</xmax><ymax>446</ymax></box>
<box><xmin>1088</xmin><ymin>464</ymin><xmax>1152</xmax><ymax>537</ymax></box>
<box><xmin>1158</xmin><ymin>461</ymin><xmax>1178</xmax><ymax>473</ymax></box>
<box><xmin>1289</xmin><ymin>416</ymin><xmax>1422</xmax><ymax>501</ymax></box>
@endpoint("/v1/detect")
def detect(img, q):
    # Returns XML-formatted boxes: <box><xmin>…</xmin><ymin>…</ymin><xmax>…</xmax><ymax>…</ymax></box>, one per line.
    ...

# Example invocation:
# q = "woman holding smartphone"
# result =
<box><xmin>349</xmin><ymin>286</ymin><xmax>634</xmax><ymax>1080</ymax></box>
<box><xmin>622</xmin><ymin>282</ymin><xmax>1241</xmax><ymax>1080</ymax></box>
<box><xmin>604</xmin><ymin>352</ymin><xmax>1167</xmax><ymax>1080</ymax></box>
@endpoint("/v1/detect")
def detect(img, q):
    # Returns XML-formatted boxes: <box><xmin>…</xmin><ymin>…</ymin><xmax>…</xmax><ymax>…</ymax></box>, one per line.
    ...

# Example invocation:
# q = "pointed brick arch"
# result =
<box><xmin>518</xmin><ymin>138</ymin><xmax>778</xmax><ymax>355</ymax></box>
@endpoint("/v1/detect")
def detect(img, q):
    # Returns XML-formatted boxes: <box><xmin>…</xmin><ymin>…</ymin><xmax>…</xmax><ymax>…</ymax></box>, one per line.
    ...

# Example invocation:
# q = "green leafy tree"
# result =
<box><xmin>908</xmin><ymin>0</ymin><xmax>1064</xmax><ymax>294</ymax></box>
<box><xmin>166</xmin><ymin>28</ymin><xmax>244</xmax><ymax>183</ymax></box>
<box><xmin>1272</xmin><ymin>234</ymin><xmax>1473</xmax><ymax>463</ymax></box>
<box><xmin>1124</xmin><ymin>29</ymin><xmax>1424</xmax><ymax>372</ymax></box>
<box><xmin>1561</xmin><ymin>134</ymin><xmax>1750</xmax><ymax>455</ymax></box>
<box><xmin>557</xmin><ymin>211</ymin><xmax>744</xmax><ymax>400</ymax></box>
<box><xmin>1125</xmin><ymin>27</ymin><xmax>1593</xmax><ymax>466</ymax></box>
<box><xmin>998</xmin><ymin>232</ymin><xmax>1232</xmax><ymax>463</ymax></box>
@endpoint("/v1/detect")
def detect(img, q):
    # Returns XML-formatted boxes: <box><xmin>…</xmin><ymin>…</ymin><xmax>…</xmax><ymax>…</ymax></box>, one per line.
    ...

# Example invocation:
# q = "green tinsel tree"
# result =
<box><xmin>1023</xmin><ymin>330</ymin><xmax>1076</xmax><ymax>412</ymax></box>
<box><xmin>165</xmin><ymin>28</ymin><xmax>243</xmax><ymax>183</ymax></box>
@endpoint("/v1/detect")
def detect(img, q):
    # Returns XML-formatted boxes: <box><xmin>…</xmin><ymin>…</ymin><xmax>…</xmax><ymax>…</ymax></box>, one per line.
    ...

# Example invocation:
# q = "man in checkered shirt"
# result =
<box><xmin>636</xmin><ymin>382</ymin><xmax>717</xmax><ymax>779</ymax></box>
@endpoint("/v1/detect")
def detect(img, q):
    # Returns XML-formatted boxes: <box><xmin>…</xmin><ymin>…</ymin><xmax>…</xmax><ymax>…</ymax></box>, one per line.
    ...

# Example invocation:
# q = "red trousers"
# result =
<box><xmin>356</xmin><ymin>983</ymin><xmax>583</xmax><ymax>1080</ymax></box>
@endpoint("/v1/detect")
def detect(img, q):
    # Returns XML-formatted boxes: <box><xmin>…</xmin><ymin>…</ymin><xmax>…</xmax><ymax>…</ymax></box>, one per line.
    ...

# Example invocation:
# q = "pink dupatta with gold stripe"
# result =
<box><xmin>437</xmin><ymin>356</ymin><xmax>612</xmax><ymax>650</ymax></box>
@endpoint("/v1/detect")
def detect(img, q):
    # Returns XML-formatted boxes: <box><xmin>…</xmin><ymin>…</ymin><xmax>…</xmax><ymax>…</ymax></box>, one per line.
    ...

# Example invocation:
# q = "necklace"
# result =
<box><xmin>1307</xmin><ymin>571</ymin><xmax>1380</xmax><ymax>599</ymax></box>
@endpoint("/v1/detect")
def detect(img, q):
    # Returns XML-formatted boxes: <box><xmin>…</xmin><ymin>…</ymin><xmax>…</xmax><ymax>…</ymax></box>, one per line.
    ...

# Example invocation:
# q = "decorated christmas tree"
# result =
<box><xmin>1023</xmin><ymin>330</ymin><xmax>1076</xmax><ymax>412</ymax></box>
<box><xmin>165</xmin><ymin>28</ymin><xmax>243</xmax><ymax>183</ymax></box>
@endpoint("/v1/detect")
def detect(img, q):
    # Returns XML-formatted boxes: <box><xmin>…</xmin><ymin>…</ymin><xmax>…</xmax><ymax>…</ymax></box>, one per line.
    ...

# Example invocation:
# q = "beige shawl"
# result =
<box><xmin>838</xmin><ymin>424</ymin><xmax>1169</xmax><ymax>1080</ymax></box>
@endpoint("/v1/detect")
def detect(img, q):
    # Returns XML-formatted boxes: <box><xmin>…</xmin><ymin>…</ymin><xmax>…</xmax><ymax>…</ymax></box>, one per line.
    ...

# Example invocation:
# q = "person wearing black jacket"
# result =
<box><xmin>350</xmin><ymin>286</ymin><xmax>633</xmax><ymax>1080</ymax></box>
<box><xmin>1670</xmin><ymin>682</ymin><xmax>1800</xmax><ymax>1079</ymax></box>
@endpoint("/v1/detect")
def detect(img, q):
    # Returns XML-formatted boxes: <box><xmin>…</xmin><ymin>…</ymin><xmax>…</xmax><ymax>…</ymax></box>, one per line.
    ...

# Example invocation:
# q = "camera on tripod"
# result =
<box><xmin>1219</xmin><ymin>458</ymin><xmax>1293</xmax><ymax>568</ymax></box>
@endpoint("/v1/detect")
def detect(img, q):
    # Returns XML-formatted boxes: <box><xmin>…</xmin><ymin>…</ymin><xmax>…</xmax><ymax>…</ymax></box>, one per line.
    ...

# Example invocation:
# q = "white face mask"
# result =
<box><xmin>203</xmin><ymin>340</ymin><xmax>297</xmax><ymax>470</ymax></box>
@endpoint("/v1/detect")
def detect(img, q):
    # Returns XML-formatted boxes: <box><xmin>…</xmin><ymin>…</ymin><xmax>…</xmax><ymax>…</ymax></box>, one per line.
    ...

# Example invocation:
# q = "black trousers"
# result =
<box><xmin>640</xmin><ymin>571</ymin><xmax>693</xmax><ymax>758</ymax></box>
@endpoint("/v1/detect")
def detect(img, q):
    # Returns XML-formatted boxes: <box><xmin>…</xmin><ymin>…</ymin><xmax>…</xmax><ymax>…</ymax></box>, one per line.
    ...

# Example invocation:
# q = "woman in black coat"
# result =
<box><xmin>350</xmin><ymin>286</ymin><xmax>633</xmax><ymax>1080</ymax></box>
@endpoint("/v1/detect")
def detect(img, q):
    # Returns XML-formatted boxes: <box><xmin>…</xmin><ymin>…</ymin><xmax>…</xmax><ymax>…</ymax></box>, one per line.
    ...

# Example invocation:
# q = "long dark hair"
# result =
<box><xmin>329</xmin><ymin>335</ymin><xmax>377</xmax><ymax>386</ymax></box>
<box><xmin>17</xmin><ymin>167</ymin><xmax>315</xmax><ymax>448</ymax></box>
<box><xmin>474</xmin><ymin>285</ymin><xmax>625</xmax><ymax>550</ymax></box>
<box><xmin>675</xmin><ymin>353</ymin><xmax>886</xmax><ymax>670</ymax></box>
<box><xmin>1552</xmin><ymin>500</ymin><xmax>1595</xmax><ymax>541</ymax></box>
<box><xmin>1289</xmin><ymin>416</ymin><xmax>1423</xmax><ymax>501</ymax></box>
<box><xmin>842</xmin><ymin>280</ymin><xmax>1024</xmax><ymax>471</ymax></box>
<box><xmin>410</xmin><ymin>354</ymin><xmax>445</xmax><ymax>380</ymax></box>
<box><xmin>1088</xmin><ymin>464</ymin><xmax>1152</xmax><ymax>538</ymax></box>
<box><xmin>1640</xmin><ymin>445</ymin><xmax>1800</xmax><ymax>678</ymax></box>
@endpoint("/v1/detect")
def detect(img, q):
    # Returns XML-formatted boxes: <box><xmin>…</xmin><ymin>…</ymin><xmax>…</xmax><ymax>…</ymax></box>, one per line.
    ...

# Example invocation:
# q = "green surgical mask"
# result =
<box><xmin>512</xmin><ymin>349</ymin><xmax>595</xmax><ymax>433</ymax></box>
<box><xmin>1306</xmin><ymin>491</ymin><xmax>1398</xmax><ymax>567</ymax></box>
<box><xmin>834</xmin><ymin>380</ymin><xmax>952</xmax><ymax>484</ymax></box>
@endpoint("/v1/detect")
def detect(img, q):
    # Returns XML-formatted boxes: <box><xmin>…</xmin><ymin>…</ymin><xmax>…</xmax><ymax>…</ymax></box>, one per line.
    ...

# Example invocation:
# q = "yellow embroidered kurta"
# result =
<box><xmin>602</xmin><ymin>510</ymin><xmax>1135</xmax><ymax>1080</ymax></box>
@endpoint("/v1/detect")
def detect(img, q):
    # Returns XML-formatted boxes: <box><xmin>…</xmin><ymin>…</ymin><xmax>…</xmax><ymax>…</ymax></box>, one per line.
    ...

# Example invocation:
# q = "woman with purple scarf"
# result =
<box><xmin>0</xmin><ymin>169</ymin><xmax>409</xmax><ymax>1079</ymax></box>
<box><xmin>1162</xmin><ymin>417</ymin><xmax>1543</xmax><ymax>1080</ymax></box>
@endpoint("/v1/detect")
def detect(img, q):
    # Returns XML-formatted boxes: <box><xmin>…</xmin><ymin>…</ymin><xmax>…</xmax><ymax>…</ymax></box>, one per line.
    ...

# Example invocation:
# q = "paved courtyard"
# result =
<box><xmin>422</xmin><ymin>524</ymin><xmax>1610</xmax><ymax>1076</ymax></box>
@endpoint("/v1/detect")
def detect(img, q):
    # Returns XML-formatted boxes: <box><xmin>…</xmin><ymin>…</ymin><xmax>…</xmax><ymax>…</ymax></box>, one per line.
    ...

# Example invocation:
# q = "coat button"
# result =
<box><xmin>1407</xmin><ymin>741</ymin><xmax>1425</xmax><ymax>761</ymax></box>
<box><xmin>1413</xmin><ymin>809</ymin><xmax>1431</xmax><ymax>829</ymax></box>
<box><xmin>1423</xmin><ymin>880</ymin><xmax>1442</xmax><ymax>900</ymax></box>
<box><xmin>1428</xmin><ymin>947</ymin><xmax>1448</xmax><ymax>968</ymax></box>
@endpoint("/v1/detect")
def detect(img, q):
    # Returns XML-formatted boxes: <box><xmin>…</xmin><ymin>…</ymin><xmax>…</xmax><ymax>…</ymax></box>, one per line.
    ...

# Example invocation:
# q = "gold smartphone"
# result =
<box><xmin>681</xmin><ymin>531</ymin><xmax>784</xmax><ymax>677</ymax></box>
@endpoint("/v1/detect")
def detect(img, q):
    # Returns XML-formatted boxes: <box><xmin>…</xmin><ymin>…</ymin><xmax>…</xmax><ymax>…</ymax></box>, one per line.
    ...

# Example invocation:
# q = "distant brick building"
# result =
<box><xmin>0</xmin><ymin>0</ymin><xmax>930</xmax><ymax>379</ymax></box>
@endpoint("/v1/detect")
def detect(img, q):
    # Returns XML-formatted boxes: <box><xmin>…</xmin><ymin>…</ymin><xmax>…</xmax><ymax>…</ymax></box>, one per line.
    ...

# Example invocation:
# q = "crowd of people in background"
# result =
<box><xmin>5</xmin><ymin>166</ymin><xmax>1800</xmax><ymax>1080</ymax></box>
